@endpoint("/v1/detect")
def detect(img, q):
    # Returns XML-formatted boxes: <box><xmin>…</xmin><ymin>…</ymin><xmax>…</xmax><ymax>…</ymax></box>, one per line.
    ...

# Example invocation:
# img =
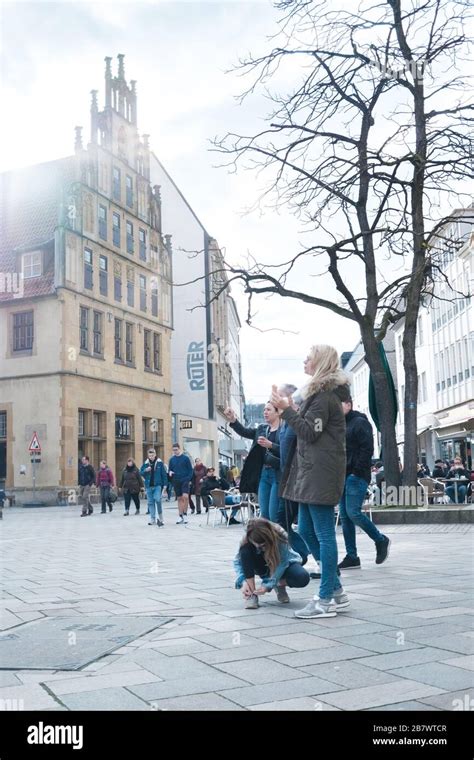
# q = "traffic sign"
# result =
<box><xmin>28</xmin><ymin>432</ymin><xmax>41</xmax><ymax>453</ymax></box>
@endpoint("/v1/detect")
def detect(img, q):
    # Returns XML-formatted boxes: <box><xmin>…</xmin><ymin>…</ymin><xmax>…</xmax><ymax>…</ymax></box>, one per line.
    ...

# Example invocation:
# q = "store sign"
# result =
<box><xmin>187</xmin><ymin>342</ymin><xmax>205</xmax><ymax>391</ymax></box>
<box><xmin>180</xmin><ymin>420</ymin><xmax>193</xmax><ymax>430</ymax></box>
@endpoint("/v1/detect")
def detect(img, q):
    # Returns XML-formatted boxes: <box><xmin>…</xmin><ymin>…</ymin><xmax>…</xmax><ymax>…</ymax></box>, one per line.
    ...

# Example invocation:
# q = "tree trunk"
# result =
<box><xmin>361</xmin><ymin>329</ymin><xmax>401</xmax><ymax>489</ymax></box>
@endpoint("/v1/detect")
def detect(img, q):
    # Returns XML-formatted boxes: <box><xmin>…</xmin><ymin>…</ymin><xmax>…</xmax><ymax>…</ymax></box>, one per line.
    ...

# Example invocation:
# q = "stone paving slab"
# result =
<box><xmin>387</xmin><ymin>662</ymin><xmax>474</xmax><ymax>691</ymax></box>
<box><xmin>148</xmin><ymin>693</ymin><xmax>244</xmax><ymax>711</ymax></box>
<box><xmin>319</xmin><ymin>680</ymin><xmax>444</xmax><ymax>710</ymax></box>
<box><xmin>300</xmin><ymin>661</ymin><xmax>404</xmax><ymax>687</ymax></box>
<box><xmin>218</xmin><ymin>676</ymin><xmax>345</xmax><ymax>706</ymax></box>
<box><xmin>59</xmin><ymin>687</ymin><xmax>150</xmax><ymax>711</ymax></box>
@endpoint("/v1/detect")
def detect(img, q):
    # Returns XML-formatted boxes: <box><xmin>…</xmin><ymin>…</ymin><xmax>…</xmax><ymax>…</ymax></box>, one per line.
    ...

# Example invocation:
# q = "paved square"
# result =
<box><xmin>0</xmin><ymin>504</ymin><xmax>472</xmax><ymax>710</ymax></box>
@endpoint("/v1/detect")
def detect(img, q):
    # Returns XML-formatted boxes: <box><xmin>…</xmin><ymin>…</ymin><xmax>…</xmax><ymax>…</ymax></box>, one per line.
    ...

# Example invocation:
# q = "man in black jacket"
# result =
<box><xmin>338</xmin><ymin>399</ymin><xmax>390</xmax><ymax>568</ymax></box>
<box><xmin>78</xmin><ymin>456</ymin><xmax>96</xmax><ymax>517</ymax></box>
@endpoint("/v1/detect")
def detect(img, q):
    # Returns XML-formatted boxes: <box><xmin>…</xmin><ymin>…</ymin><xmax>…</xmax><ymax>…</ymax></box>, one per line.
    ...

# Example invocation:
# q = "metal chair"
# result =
<box><xmin>418</xmin><ymin>478</ymin><xmax>450</xmax><ymax>506</ymax></box>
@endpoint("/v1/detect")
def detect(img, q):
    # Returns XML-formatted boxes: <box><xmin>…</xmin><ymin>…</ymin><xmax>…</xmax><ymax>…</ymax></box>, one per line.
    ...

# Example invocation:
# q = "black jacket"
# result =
<box><xmin>78</xmin><ymin>463</ymin><xmax>95</xmax><ymax>486</ymax></box>
<box><xmin>201</xmin><ymin>475</ymin><xmax>230</xmax><ymax>497</ymax></box>
<box><xmin>120</xmin><ymin>466</ymin><xmax>144</xmax><ymax>494</ymax></box>
<box><xmin>345</xmin><ymin>410</ymin><xmax>374</xmax><ymax>484</ymax></box>
<box><xmin>446</xmin><ymin>466</ymin><xmax>470</xmax><ymax>481</ymax></box>
<box><xmin>229</xmin><ymin>421</ymin><xmax>281</xmax><ymax>494</ymax></box>
<box><xmin>432</xmin><ymin>466</ymin><xmax>446</xmax><ymax>479</ymax></box>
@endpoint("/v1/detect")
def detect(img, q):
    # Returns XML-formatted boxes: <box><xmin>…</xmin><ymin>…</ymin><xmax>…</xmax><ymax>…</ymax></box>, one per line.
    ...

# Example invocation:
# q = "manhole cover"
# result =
<box><xmin>0</xmin><ymin>616</ymin><xmax>172</xmax><ymax>670</ymax></box>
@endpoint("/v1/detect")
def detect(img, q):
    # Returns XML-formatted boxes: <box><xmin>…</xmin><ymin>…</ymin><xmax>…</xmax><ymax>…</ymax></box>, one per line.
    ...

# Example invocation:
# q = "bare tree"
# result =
<box><xmin>210</xmin><ymin>0</ymin><xmax>473</xmax><ymax>487</ymax></box>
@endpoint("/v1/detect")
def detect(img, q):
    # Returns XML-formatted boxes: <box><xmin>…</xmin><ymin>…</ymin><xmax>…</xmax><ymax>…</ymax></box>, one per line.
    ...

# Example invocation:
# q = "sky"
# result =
<box><xmin>2</xmin><ymin>1</ymin><xmax>469</xmax><ymax>404</ymax></box>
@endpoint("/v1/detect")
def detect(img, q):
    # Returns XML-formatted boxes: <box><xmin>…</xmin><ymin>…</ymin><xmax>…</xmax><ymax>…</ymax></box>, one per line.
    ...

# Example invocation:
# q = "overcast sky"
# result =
<box><xmin>4</xmin><ymin>1</ymin><xmax>465</xmax><ymax>404</ymax></box>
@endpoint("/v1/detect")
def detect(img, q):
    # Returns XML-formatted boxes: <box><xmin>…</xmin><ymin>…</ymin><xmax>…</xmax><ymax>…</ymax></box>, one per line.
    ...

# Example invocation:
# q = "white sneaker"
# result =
<box><xmin>333</xmin><ymin>590</ymin><xmax>350</xmax><ymax>611</ymax></box>
<box><xmin>182</xmin><ymin>515</ymin><xmax>188</xmax><ymax>524</ymax></box>
<box><xmin>176</xmin><ymin>516</ymin><xmax>183</xmax><ymax>524</ymax></box>
<box><xmin>294</xmin><ymin>598</ymin><xmax>337</xmax><ymax>619</ymax></box>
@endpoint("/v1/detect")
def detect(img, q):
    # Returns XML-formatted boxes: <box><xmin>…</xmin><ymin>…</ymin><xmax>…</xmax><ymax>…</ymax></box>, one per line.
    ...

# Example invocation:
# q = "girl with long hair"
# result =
<box><xmin>234</xmin><ymin>518</ymin><xmax>310</xmax><ymax>609</ymax></box>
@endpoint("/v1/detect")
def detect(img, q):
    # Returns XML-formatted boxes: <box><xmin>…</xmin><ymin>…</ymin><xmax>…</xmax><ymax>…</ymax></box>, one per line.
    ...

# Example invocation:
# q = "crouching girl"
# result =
<box><xmin>234</xmin><ymin>518</ymin><xmax>310</xmax><ymax>609</ymax></box>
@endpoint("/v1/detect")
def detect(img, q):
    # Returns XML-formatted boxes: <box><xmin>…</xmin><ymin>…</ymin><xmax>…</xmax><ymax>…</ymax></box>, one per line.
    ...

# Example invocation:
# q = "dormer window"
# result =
<box><xmin>22</xmin><ymin>251</ymin><xmax>42</xmax><ymax>279</ymax></box>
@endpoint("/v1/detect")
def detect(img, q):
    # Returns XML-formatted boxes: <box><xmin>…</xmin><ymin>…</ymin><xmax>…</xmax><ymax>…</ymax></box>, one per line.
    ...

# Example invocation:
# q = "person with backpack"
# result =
<box><xmin>96</xmin><ymin>460</ymin><xmax>115</xmax><ymax>513</ymax></box>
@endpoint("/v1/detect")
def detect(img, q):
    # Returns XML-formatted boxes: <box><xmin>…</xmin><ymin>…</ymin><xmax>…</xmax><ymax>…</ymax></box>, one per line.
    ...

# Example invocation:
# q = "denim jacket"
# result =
<box><xmin>233</xmin><ymin>541</ymin><xmax>303</xmax><ymax>591</ymax></box>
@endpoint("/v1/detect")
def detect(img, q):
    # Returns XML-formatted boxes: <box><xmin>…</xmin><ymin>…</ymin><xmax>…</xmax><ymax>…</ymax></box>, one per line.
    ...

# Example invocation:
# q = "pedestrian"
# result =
<box><xmin>78</xmin><ymin>455</ymin><xmax>95</xmax><ymax>517</ymax></box>
<box><xmin>120</xmin><ymin>457</ymin><xmax>144</xmax><ymax>516</ymax></box>
<box><xmin>224</xmin><ymin>402</ymin><xmax>282</xmax><ymax>522</ymax></box>
<box><xmin>271</xmin><ymin>344</ymin><xmax>350</xmax><ymax>619</ymax></box>
<box><xmin>189</xmin><ymin>458</ymin><xmax>208</xmax><ymax>515</ymax></box>
<box><xmin>274</xmin><ymin>383</ymin><xmax>309</xmax><ymax>565</ymax></box>
<box><xmin>140</xmin><ymin>449</ymin><xmax>167</xmax><ymax>526</ymax></box>
<box><xmin>96</xmin><ymin>460</ymin><xmax>115</xmax><ymax>513</ymax></box>
<box><xmin>432</xmin><ymin>459</ymin><xmax>447</xmax><ymax>479</ymax></box>
<box><xmin>445</xmin><ymin>457</ymin><xmax>471</xmax><ymax>503</ymax></box>
<box><xmin>234</xmin><ymin>518</ymin><xmax>310</xmax><ymax>610</ymax></box>
<box><xmin>338</xmin><ymin>397</ymin><xmax>390</xmax><ymax>570</ymax></box>
<box><xmin>168</xmin><ymin>443</ymin><xmax>193</xmax><ymax>524</ymax></box>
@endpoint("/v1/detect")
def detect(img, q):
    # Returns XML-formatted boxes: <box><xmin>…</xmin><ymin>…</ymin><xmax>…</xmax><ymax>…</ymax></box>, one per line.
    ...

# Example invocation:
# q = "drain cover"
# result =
<box><xmin>0</xmin><ymin>616</ymin><xmax>172</xmax><ymax>670</ymax></box>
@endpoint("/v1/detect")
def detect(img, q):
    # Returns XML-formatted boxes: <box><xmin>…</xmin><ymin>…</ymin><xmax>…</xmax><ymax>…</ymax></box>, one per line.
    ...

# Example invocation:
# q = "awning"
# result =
<box><xmin>416</xmin><ymin>426</ymin><xmax>432</xmax><ymax>437</ymax></box>
<box><xmin>435</xmin><ymin>429</ymin><xmax>470</xmax><ymax>439</ymax></box>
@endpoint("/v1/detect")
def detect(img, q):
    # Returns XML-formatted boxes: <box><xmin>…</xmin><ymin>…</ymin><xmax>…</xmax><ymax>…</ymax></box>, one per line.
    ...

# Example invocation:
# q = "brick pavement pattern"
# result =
<box><xmin>0</xmin><ymin>504</ymin><xmax>472</xmax><ymax>711</ymax></box>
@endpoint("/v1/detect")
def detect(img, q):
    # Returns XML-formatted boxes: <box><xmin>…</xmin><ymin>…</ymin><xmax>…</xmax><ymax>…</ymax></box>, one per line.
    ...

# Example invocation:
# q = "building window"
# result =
<box><xmin>114</xmin><ymin>275</ymin><xmax>122</xmax><ymax>302</ymax></box>
<box><xmin>150</xmin><ymin>244</ymin><xmax>158</xmax><ymax>268</ymax></box>
<box><xmin>126</xmin><ymin>221</ymin><xmax>134</xmax><ymax>254</ymax></box>
<box><xmin>113</xmin><ymin>212</ymin><xmax>121</xmax><ymax>247</ymax></box>
<box><xmin>84</xmin><ymin>248</ymin><xmax>93</xmax><ymax>290</ymax></box>
<box><xmin>92</xmin><ymin>411</ymin><xmax>100</xmax><ymax>437</ymax></box>
<box><xmin>151</xmin><ymin>279</ymin><xmax>158</xmax><ymax>317</ymax></box>
<box><xmin>126</xmin><ymin>175</ymin><xmax>133</xmax><ymax>208</ymax></box>
<box><xmin>115</xmin><ymin>415</ymin><xmax>132</xmax><ymax>439</ymax></box>
<box><xmin>12</xmin><ymin>310</ymin><xmax>34</xmax><ymax>352</ymax></box>
<box><xmin>0</xmin><ymin>411</ymin><xmax>6</xmax><ymax>438</ymax></box>
<box><xmin>139</xmin><ymin>228</ymin><xmax>146</xmax><ymax>261</ymax></box>
<box><xmin>22</xmin><ymin>251</ymin><xmax>42</xmax><ymax>279</ymax></box>
<box><xmin>144</xmin><ymin>329</ymin><xmax>151</xmax><ymax>369</ymax></box>
<box><xmin>139</xmin><ymin>275</ymin><xmax>146</xmax><ymax>311</ymax></box>
<box><xmin>125</xmin><ymin>322</ymin><xmax>134</xmax><ymax>364</ymax></box>
<box><xmin>99</xmin><ymin>205</ymin><xmax>107</xmax><ymax>240</ymax></box>
<box><xmin>153</xmin><ymin>332</ymin><xmax>162</xmax><ymax>372</ymax></box>
<box><xmin>78</xmin><ymin>410</ymin><xmax>85</xmax><ymax>437</ymax></box>
<box><xmin>127</xmin><ymin>280</ymin><xmax>134</xmax><ymax>307</ymax></box>
<box><xmin>113</xmin><ymin>167</ymin><xmax>121</xmax><ymax>201</ymax></box>
<box><xmin>80</xmin><ymin>306</ymin><xmax>89</xmax><ymax>351</ymax></box>
<box><xmin>114</xmin><ymin>318</ymin><xmax>123</xmax><ymax>361</ymax></box>
<box><xmin>93</xmin><ymin>311</ymin><xmax>102</xmax><ymax>354</ymax></box>
<box><xmin>99</xmin><ymin>255</ymin><xmax>108</xmax><ymax>296</ymax></box>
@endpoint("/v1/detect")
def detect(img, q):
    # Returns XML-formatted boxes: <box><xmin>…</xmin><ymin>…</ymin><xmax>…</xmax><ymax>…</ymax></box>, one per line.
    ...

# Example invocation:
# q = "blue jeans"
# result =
<box><xmin>339</xmin><ymin>475</ymin><xmax>385</xmax><ymax>558</ymax></box>
<box><xmin>258</xmin><ymin>467</ymin><xmax>280</xmax><ymax>522</ymax></box>
<box><xmin>146</xmin><ymin>485</ymin><xmax>163</xmax><ymax>521</ymax></box>
<box><xmin>275</xmin><ymin>498</ymin><xmax>309</xmax><ymax>564</ymax></box>
<box><xmin>446</xmin><ymin>484</ymin><xmax>467</xmax><ymax>503</ymax></box>
<box><xmin>299</xmin><ymin>504</ymin><xmax>341</xmax><ymax>601</ymax></box>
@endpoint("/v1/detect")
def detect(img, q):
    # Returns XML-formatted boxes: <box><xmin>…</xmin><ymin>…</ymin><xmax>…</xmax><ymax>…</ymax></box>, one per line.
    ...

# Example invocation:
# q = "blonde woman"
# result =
<box><xmin>234</xmin><ymin>518</ymin><xmax>310</xmax><ymax>609</ymax></box>
<box><xmin>271</xmin><ymin>344</ymin><xmax>350</xmax><ymax>619</ymax></box>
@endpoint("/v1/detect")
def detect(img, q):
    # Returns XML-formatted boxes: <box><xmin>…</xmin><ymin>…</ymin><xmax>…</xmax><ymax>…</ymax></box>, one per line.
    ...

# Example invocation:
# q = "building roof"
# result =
<box><xmin>0</xmin><ymin>156</ymin><xmax>76</xmax><ymax>301</ymax></box>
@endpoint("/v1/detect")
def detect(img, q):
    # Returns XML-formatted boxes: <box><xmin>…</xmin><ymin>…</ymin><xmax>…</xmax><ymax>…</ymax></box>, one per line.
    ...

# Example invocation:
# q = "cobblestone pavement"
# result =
<box><xmin>0</xmin><ymin>503</ymin><xmax>473</xmax><ymax>711</ymax></box>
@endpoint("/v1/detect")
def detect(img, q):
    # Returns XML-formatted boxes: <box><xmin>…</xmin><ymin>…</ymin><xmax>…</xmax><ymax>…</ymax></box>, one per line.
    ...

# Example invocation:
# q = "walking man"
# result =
<box><xmin>338</xmin><ymin>398</ymin><xmax>391</xmax><ymax>568</ymax></box>
<box><xmin>140</xmin><ymin>449</ymin><xmax>167</xmax><ymax>526</ymax></box>
<box><xmin>79</xmin><ymin>455</ymin><xmax>95</xmax><ymax>517</ymax></box>
<box><xmin>168</xmin><ymin>443</ymin><xmax>193</xmax><ymax>524</ymax></box>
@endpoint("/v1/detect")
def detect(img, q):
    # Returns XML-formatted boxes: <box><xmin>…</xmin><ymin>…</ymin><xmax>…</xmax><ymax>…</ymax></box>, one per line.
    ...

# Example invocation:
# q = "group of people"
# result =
<box><xmin>230</xmin><ymin>343</ymin><xmax>391</xmax><ymax>619</ymax></box>
<box><xmin>417</xmin><ymin>458</ymin><xmax>472</xmax><ymax>503</ymax></box>
<box><xmin>77</xmin><ymin>445</ymin><xmax>243</xmax><ymax>525</ymax></box>
<box><xmin>78</xmin><ymin>451</ymin><xmax>170</xmax><ymax>521</ymax></box>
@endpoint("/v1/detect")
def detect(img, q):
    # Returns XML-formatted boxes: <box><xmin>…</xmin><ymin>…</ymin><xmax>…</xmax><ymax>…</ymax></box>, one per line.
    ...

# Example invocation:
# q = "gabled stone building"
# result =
<box><xmin>0</xmin><ymin>55</ymin><xmax>173</xmax><ymax>502</ymax></box>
